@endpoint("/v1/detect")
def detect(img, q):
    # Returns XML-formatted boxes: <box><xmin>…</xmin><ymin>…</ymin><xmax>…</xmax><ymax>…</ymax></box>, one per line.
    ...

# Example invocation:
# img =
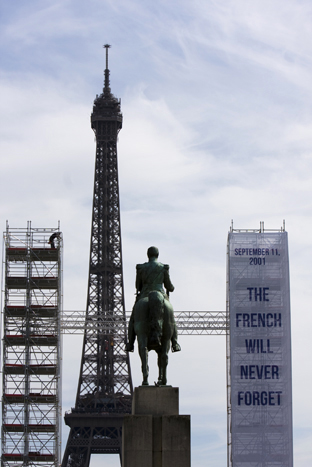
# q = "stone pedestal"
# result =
<box><xmin>122</xmin><ymin>387</ymin><xmax>190</xmax><ymax>467</ymax></box>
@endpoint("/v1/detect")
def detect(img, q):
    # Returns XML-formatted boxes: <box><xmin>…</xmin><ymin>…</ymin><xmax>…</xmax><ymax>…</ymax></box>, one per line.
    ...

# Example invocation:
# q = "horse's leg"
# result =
<box><xmin>158</xmin><ymin>341</ymin><xmax>170</xmax><ymax>385</ymax></box>
<box><xmin>138</xmin><ymin>336</ymin><xmax>149</xmax><ymax>385</ymax></box>
<box><xmin>157</xmin><ymin>350</ymin><xmax>163</xmax><ymax>385</ymax></box>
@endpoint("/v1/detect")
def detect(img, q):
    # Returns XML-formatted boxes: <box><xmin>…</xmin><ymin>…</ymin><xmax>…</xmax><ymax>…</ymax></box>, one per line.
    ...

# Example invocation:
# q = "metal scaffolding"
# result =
<box><xmin>61</xmin><ymin>310</ymin><xmax>227</xmax><ymax>335</ymax></box>
<box><xmin>1</xmin><ymin>222</ymin><xmax>63</xmax><ymax>467</ymax></box>
<box><xmin>226</xmin><ymin>221</ymin><xmax>288</xmax><ymax>467</ymax></box>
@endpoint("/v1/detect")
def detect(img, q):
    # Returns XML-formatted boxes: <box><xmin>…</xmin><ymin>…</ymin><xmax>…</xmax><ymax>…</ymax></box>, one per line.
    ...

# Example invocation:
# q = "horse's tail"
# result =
<box><xmin>148</xmin><ymin>291</ymin><xmax>164</xmax><ymax>348</ymax></box>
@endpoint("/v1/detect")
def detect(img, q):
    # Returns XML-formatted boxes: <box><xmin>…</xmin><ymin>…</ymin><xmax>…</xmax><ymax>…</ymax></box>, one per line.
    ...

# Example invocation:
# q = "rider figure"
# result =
<box><xmin>126</xmin><ymin>246</ymin><xmax>181</xmax><ymax>353</ymax></box>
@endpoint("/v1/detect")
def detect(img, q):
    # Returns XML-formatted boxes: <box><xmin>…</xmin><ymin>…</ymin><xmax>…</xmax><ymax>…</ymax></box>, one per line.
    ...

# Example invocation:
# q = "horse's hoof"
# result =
<box><xmin>157</xmin><ymin>379</ymin><xmax>167</xmax><ymax>386</ymax></box>
<box><xmin>125</xmin><ymin>343</ymin><xmax>134</xmax><ymax>352</ymax></box>
<box><xmin>142</xmin><ymin>381</ymin><xmax>149</xmax><ymax>386</ymax></box>
<box><xmin>172</xmin><ymin>343</ymin><xmax>181</xmax><ymax>352</ymax></box>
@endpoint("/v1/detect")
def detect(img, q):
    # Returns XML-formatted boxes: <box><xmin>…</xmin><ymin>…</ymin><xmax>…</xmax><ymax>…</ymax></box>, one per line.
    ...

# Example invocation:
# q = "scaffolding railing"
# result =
<box><xmin>60</xmin><ymin>310</ymin><xmax>228</xmax><ymax>335</ymax></box>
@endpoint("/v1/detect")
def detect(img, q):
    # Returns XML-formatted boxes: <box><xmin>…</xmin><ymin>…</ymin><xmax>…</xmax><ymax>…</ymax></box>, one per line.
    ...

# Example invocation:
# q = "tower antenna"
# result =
<box><xmin>103</xmin><ymin>44</ymin><xmax>111</xmax><ymax>92</ymax></box>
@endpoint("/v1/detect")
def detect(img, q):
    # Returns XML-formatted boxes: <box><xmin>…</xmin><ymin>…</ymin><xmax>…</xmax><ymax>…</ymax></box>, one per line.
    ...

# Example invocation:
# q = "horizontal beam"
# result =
<box><xmin>61</xmin><ymin>311</ymin><xmax>227</xmax><ymax>335</ymax></box>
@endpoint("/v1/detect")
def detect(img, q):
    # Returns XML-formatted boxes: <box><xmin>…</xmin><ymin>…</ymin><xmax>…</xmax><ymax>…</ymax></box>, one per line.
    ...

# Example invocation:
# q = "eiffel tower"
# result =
<box><xmin>62</xmin><ymin>45</ymin><xmax>133</xmax><ymax>467</ymax></box>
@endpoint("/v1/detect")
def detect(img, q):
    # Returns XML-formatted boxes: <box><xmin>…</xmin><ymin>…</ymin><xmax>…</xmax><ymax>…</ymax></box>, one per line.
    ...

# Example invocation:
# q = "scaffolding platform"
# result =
<box><xmin>1</xmin><ymin>222</ymin><xmax>63</xmax><ymax>467</ymax></box>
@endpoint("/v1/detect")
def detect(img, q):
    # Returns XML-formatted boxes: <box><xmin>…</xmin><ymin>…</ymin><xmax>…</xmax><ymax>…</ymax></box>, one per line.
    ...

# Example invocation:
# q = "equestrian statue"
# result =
<box><xmin>126</xmin><ymin>246</ymin><xmax>181</xmax><ymax>386</ymax></box>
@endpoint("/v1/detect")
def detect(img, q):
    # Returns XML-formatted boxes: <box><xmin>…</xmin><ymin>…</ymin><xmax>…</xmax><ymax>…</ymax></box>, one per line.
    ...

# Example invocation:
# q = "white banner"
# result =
<box><xmin>228</xmin><ymin>231</ymin><xmax>293</xmax><ymax>466</ymax></box>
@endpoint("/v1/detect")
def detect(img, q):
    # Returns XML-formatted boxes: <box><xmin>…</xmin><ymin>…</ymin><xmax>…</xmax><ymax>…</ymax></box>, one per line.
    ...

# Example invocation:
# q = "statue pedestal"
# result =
<box><xmin>122</xmin><ymin>387</ymin><xmax>190</xmax><ymax>467</ymax></box>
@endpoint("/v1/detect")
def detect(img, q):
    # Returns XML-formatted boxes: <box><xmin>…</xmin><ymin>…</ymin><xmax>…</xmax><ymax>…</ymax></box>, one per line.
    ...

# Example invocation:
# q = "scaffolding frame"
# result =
<box><xmin>226</xmin><ymin>220</ymin><xmax>287</xmax><ymax>467</ymax></box>
<box><xmin>1</xmin><ymin>222</ymin><xmax>63</xmax><ymax>467</ymax></box>
<box><xmin>60</xmin><ymin>310</ymin><xmax>227</xmax><ymax>335</ymax></box>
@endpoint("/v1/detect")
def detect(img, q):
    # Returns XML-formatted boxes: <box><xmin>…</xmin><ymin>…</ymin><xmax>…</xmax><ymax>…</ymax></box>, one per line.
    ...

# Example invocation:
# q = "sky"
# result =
<box><xmin>1</xmin><ymin>0</ymin><xmax>312</xmax><ymax>465</ymax></box>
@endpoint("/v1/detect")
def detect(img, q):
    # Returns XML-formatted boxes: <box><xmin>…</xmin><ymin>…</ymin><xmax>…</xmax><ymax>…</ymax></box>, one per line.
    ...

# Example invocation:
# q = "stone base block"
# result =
<box><xmin>122</xmin><ymin>387</ymin><xmax>190</xmax><ymax>467</ymax></box>
<box><xmin>122</xmin><ymin>415</ymin><xmax>153</xmax><ymax>467</ymax></box>
<box><xmin>132</xmin><ymin>386</ymin><xmax>179</xmax><ymax>415</ymax></box>
<box><xmin>123</xmin><ymin>414</ymin><xmax>190</xmax><ymax>467</ymax></box>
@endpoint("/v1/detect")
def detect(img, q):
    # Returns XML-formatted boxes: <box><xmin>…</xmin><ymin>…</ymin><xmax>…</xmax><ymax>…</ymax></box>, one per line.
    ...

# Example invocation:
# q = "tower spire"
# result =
<box><xmin>103</xmin><ymin>44</ymin><xmax>111</xmax><ymax>95</ymax></box>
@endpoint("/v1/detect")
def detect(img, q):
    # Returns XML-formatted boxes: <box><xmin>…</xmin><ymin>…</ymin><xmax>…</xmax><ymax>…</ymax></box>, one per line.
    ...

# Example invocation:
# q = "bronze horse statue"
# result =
<box><xmin>126</xmin><ymin>247</ymin><xmax>181</xmax><ymax>386</ymax></box>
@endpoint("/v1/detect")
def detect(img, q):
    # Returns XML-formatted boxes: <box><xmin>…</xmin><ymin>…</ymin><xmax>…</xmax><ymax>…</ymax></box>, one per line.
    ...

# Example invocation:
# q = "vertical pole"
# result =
<box><xmin>226</xmin><ymin>234</ymin><xmax>232</xmax><ymax>467</ymax></box>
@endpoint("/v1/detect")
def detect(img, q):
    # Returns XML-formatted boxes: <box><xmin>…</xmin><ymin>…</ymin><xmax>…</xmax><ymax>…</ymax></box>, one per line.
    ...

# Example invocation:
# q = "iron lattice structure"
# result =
<box><xmin>61</xmin><ymin>46</ymin><xmax>132</xmax><ymax>467</ymax></box>
<box><xmin>1</xmin><ymin>222</ymin><xmax>62</xmax><ymax>467</ymax></box>
<box><xmin>61</xmin><ymin>310</ymin><xmax>228</xmax><ymax>335</ymax></box>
